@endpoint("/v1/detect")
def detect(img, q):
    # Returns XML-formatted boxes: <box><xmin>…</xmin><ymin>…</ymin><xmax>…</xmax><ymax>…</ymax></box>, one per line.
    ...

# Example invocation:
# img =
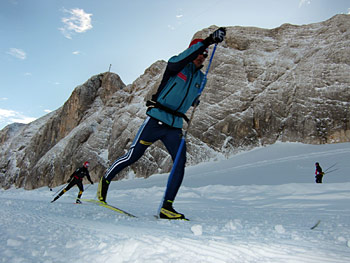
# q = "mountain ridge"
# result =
<box><xmin>1</xmin><ymin>14</ymin><xmax>349</xmax><ymax>190</ymax></box>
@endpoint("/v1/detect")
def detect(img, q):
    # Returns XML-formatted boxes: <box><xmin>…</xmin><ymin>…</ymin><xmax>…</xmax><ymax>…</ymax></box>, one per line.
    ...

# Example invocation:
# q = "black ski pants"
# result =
<box><xmin>61</xmin><ymin>178</ymin><xmax>84</xmax><ymax>198</ymax></box>
<box><xmin>104</xmin><ymin>116</ymin><xmax>186</xmax><ymax>202</ymax></box>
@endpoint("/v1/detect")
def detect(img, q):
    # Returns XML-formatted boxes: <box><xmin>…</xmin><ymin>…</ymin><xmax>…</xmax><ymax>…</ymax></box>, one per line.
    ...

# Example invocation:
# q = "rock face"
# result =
<box><xmin>1</xmin><ymin>14</ymin><xmax>349</xmax><ymax>189</ymax></box>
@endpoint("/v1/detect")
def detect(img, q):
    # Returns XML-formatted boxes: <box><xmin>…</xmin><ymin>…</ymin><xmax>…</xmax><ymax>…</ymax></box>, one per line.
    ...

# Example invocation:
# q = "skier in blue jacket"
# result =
<box><xmin>97</xmin><ymin>28</ymin><xmax>226</xmax><ymax>219</ymax></box>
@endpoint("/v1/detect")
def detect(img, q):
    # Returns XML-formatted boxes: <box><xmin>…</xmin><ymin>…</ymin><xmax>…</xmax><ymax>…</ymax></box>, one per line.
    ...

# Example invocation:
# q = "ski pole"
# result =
<box><xmin>325</xmin><ymin>168</ymin><xmax>339</xmax><ymax>174</ymax></box>
<box><xmin>324</xmin><ymin>163</ymin><xmax>337</xmax><ymax>172</ymax></box>
<box><xmin>52</xmin><ymin>177</ymin><xmax>72</xmax><ymax>196</ymax></box>
<box><xmin>52</xmin><ymin>182</ymin><xmax>68</xmax><ymax>196</ymax></box>
<box><xmin>84</xmin><ymin>184</ymin><xmax>92</xmax><ymax>191</ymax></box>
<box><xmin>158</xmin><ymin>44</ymin><xmax>218</xmax><ymax>214</ymax></box>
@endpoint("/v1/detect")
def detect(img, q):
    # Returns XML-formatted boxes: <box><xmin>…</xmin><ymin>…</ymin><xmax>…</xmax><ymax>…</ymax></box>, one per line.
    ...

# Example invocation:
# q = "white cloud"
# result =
<box><xmin>44</xmin><ymin>109</ymin><xmax>52</xmax><ymax>113</ymax></box>
<box><xmin>7</xmin><ymin>48</ymin><xmax>26</xmax><ymax>60</ymax></box>
<box><xmin>48</xmin><ymin>81</ymin><xmax>60</xmax><ymax>85</ymax></box>
<box><xmin>167</xmin><ymin>25</ymin><xmax>175</xmax><ymax>30</ymax></box>
<box><xmin>348</xmin><ymin>8</ymin><xmax>350</xmax><ymax>14</ymax></box>
<box><xmin>0</xmin><ymin>97</ymin><xmax>8</xmax><ymax>101</ymax></box>
<box><xmin>10</xmin><ymin>116</ymin><xmax>36</xmax><ymax>124</ymax></box>
<box><xmin>0</xmin><ymin>109</ymin><xmax>15</xmax><ymax>118</ymax></box>
<box><xmin>9</xmin><ymin>0</ymin><xmax>18</xmax><ymax>5</ymax></box>
<box><xmin>0</xmin><ymin>108</ymin><xmax>36</xmax><ymax>127</ymax></box>
<box><xmin>72</xmin><ymin>50</ymin><xmax>81</xmax><ymax>55</ymax></box>
<box><xmin>168</xmin><ymin>9</ymin><xmax>184</xmax><ymax>31</ymax></box>
<box><xmin>59</xmin><ymin>8</ymin><xmax>93</xmax><ymax>39</ymax></box>
<box><xmin>299</xmin><ymin>0</ymin><xmax>311</xmax><ymax>8</ymax></box>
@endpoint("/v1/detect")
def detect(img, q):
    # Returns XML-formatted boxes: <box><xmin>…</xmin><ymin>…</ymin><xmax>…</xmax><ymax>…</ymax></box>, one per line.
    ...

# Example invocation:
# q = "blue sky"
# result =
<box><xmin>0</xmin><ymin>0</ymin><xmax>349</xmax><ymax>130</ymax></box>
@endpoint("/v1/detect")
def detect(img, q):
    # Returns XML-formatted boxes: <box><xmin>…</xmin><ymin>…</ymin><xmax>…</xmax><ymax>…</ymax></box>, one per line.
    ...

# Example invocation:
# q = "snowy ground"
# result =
<box><xmin>1</xmin><ymin>142</ymin><xmax>350</xmax><ymax>263</ymax></box>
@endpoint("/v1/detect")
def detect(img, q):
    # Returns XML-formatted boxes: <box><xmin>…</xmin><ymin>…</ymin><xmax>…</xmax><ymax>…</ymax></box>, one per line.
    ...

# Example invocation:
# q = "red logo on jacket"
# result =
<box><xmin>177</xmin><ymin>72</ymin><xmax>187</xmax><ymax>82</ymax></box>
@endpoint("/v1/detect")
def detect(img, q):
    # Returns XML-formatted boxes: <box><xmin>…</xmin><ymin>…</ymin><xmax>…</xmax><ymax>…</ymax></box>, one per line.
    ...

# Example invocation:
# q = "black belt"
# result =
<box><xmin>146</xmin><ymin>100</ymin><xmax>189</xmax><ymax>123</ymax></box>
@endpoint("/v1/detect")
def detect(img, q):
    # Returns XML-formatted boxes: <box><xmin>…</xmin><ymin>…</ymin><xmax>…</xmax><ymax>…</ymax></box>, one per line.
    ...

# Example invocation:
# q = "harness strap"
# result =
<box><xmin>146</xmin><ymin>100</ymin><xmax>189</xmax><ymax>123</ymax></box>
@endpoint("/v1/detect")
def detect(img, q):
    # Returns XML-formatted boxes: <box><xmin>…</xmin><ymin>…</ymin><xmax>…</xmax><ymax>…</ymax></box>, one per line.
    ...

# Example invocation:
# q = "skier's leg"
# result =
<box><xmin>76</xmin><ymin>181</ymin><xmax>84</xmax><ymax>203</ymax></box>
<box><xmin>98</xmin><ymin>117</ymin><xmax>162</xmax><ymax>202</ymax></box>
<box><xmin>159</xmin><ymin>128</ymin><xmax>187</xmax><ymax>219</ymax></box>
<box><xmin>51</xmin><ymin>179</ymin><xmax>76</xmax><ymax>203</ymax></box>
<box><xmin>161</xmin><ymin>128</ymin><xmax>186</xmax><ymax>202</ymax></box>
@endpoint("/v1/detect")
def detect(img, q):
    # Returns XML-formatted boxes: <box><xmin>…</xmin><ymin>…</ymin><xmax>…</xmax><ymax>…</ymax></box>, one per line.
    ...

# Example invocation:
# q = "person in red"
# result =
<box><xmin>51</xmin><ymin>161</ymin><xmax>93</xmax><ymax>203</ymax></box>
<box><xmin>315</xmin><ymin>162</ymin><xmax>324</xmax><ymax>183</ymax></box>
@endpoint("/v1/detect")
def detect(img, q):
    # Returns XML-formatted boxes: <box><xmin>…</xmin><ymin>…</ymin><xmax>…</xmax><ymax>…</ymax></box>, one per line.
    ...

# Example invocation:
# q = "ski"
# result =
<box><xmin>310</xmin><ymin>220</ymin><xmax>321</xmax><ymax>230</ymax></box>
<box><xmin>80</xmin><ymin>199</ymin><xmax>137</xmax><ymax>218</ymax></box>
<box><xmin>154</xmin><ymin>215</ymin><xmax>190</xmax><ymax>221</ymax></box>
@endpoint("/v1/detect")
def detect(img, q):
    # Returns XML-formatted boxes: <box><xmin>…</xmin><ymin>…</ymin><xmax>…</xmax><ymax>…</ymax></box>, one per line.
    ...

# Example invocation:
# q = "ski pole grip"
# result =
<box><xmin>198</xmin><ymin>43</ymin><xmax>217</xmax><ymax>96</ymax></box>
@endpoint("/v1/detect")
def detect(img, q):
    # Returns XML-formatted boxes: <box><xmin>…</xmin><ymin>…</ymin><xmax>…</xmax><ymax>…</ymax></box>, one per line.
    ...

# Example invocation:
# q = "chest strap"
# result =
<box><xmin>146</xmin><ymin>100</ymin><xmax>189</xmax><ymax>123</ymax></box>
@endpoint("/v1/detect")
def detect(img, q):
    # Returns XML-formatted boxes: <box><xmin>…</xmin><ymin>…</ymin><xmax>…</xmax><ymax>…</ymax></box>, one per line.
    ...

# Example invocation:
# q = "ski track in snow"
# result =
<box><xmin>1</xmin><ymin>142</ymin><xmax>350</xmax><ymax>263</ymax></box>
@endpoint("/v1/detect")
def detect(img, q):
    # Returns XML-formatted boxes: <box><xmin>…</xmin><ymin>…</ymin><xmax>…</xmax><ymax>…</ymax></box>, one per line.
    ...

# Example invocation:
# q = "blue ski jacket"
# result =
<box><xmin>147</xmin><ymin>41</ymin><xmax>208</xmax><ymax>128</ymax></box>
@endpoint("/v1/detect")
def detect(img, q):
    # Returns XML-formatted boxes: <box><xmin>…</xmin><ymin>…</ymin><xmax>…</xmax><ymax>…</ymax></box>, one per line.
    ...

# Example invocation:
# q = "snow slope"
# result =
<box><xmin>1</xmin><ymin>142</ymin><xmax>350</xmax><ymax>263</ymax></box>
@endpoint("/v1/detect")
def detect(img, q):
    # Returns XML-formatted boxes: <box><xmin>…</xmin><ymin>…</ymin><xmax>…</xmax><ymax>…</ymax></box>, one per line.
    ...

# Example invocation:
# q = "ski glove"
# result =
<box><xmin>202</xmin><ymin>27</ymin><xmax>226</xmax><ymax>46</ymax></box>
<box><xmin>211</xmin><ymin>27</ymin><xmax>226</xmax><ymax>43</ymax></box>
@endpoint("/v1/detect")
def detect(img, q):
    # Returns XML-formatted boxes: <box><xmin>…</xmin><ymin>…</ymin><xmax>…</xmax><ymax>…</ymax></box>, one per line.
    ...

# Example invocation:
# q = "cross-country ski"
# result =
<box><xmin>80</xmin><ymin>199</ymin><xmax>137</xmax><ymax>218</ymax></box>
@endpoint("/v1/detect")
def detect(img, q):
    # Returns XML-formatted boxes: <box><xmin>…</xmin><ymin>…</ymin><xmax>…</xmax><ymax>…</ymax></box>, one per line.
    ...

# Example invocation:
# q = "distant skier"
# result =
<box><xmin>51</xmin><ymin>161</ymin><xmax>93</xmax><ymax>203</ymax></box>
<box><xmin>315</xmin><ymin>162</ymin><xmax>324</xmax><ymax>183</ymax></box>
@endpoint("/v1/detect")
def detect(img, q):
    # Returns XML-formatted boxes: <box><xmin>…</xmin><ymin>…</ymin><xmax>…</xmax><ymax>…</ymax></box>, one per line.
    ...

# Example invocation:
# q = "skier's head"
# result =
<box><xmin>315</xmin><ymin>162</ymin><xmax>319</xmax><ymax>166</ymax></box>
<box><xmin>189</xmin><ymin>38</ymin><xmax>209</xmax><ymax>57</ymax></box>
<box><xmin>84</xmin><ymin>161</ymin><xmax>90</xmax><ymax>168</ymax></box>
<box><xmin>189</xmin><ymin>38</ymin><xmax>208</xmax><ymax>69</ymax></box>
<box><xmin>189</xmin><ymin>38</ymin><xmax>203</xmax><ymax>48</ymax></box>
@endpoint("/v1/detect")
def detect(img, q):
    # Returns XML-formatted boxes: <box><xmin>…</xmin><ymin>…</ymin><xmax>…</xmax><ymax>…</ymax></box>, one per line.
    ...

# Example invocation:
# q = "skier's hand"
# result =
<box><xmin>146</xmin><ymin>94</ymin><xmax>157</xmax><ymax>108</ymax></box>
<box><xmin>203</xmin><ymin>27</ymin><xmax>226</xmax><ymax>46</ymax></box>
<box><xmin>211</xmin><ymin>27</ymin><xmax>226</xmax><ymax>43</ymax></box>
<box><xmin>192</xmin><ymin>96</ymin><xmax>200</xmax><ymax>107</ymax></box>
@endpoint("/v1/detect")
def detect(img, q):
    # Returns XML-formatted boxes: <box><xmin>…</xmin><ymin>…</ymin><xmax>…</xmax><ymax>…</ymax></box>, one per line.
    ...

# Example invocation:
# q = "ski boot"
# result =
<box><xmin>97</xmin><ymin>177</ymin><xmax>110</xmax><ymax>203</ymax></box>
<box><xmin>159</xmin><ymin>200</ymin><xmax>187</xmax><ymax>220</ymax></box>
<box><xmin>76</xmin><ymin>199</ymin><xmax>82</xmax><ymax>204</ymax></box>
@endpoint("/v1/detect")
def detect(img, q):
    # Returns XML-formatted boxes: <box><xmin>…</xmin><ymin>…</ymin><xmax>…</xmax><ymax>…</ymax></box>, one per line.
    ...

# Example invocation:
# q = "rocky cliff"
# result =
<box><xmin>1</xmin><ymin>14</ymin><xmax>349</xmax><ymax>190</ymax></box>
